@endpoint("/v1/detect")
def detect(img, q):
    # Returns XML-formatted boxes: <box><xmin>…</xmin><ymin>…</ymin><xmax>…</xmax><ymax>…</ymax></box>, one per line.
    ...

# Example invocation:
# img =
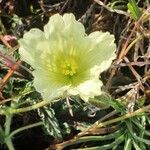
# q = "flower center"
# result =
<box><xmin>61</xmin><ymin>59</ymin><xmax>78</xmax><ymax>77</ymax></box>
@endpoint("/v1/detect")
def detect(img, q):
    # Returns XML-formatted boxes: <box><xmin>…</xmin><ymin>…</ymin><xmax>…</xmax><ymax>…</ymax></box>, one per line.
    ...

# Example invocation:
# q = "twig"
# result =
<box><xmin>0</xmin><ymin>60</ymin><xmax>21</xmax><ymax>91</ymax></box>
<box><xmin>93</xmin><ymin>0</ymin><xmax>129</xmax><ymax>16</ymax></box>
<box><xmin>59</xmin><ymin>0</ymin><xmax>71</xmax><ymax>14</ymax></box>
<box><xmin>47</xmin><ymin>129</ymin><xmax>122</xmax><ymax>150</ymax></box>
<box><xmin>66</xmin><ymin>96</ymin><xmax>74</xmax><ymax>117</ymax></box>
<box><xmin>77</xmin><ymin>110</ymin><xmax>117</xmax><ymax>137</ymax></box>
<box><xmin>106</xmin><ymin>9</ymin><xmax>148</xmax><ymax>89</ymax></box>
<box><xmin>119</xmin><ymin>61</ymin><xmax>150</xmax><ymax>67</ymax></box>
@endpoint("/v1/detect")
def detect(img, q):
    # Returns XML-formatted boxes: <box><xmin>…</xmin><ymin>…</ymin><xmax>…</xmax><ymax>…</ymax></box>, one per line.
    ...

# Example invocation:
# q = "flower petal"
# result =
<box><xmin>19</xmin><ymin>28</ymin><xmax>49</xmax><ymax>68</ymax></box>
<box><xmin>33</xmin><ymin>70</ymin><xmax>70</xmax><ymax>100</ymax></box>
<box><xmin>44</xmin><ymin>13</ymin><xmax>85</xmax><ymax>39</ymax></box>
<box><xmin>44</xmin><ymin>14</ymin><xmax>64</xmax><ymax>39</ymax></box>
<box><xmin>87</xmin><ymin>31</ymin><xmax>116</xmax><ymax>72</ymax></box>
<box><xmin>63</xmin><ymin>13</ymin><xmax>85</xmax><ymax>38</ymax></box>
<box><xmin>68</xmin><ymin>78</ymin><xmax>103</xmax><ymax>102</ymax></box>
<box><xmin>44</xmin><ymin>13</ymin><xmax>88</xmax><ymax>56</ymax></box>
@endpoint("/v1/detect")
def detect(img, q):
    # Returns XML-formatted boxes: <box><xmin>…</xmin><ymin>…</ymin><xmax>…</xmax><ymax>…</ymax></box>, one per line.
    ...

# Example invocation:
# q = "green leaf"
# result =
<box><xmin>127</xmin><ymin>0</ymin><xmax>141</xmax><ymax>20</ymax></box>
<box><xmin>126</xmin><ymin>120</ymin><xmax>150</xmax><ymax>145</ymax></box>
<box><xmin>38</xmin><ymin>105</ymin><xmax>62</xmax><ymax>140</ymax></box>
<box><xmin>89</xmin><ymin>94</ymin><xmax>125</xmax><ymax>112</ymax></box>
<box><xmin>124</xmin><ymin>134</ymin><xmax>132</xmax><ymax>150</ymax></box>
<box><xmin>133</xmin><ymin>141</ymin><xmax>143</xmax><ymax>150</ymax></box>
<box><xmin>132</xmin><ymin>118</ymin><xmax>150</xmax><ymax>137</ymax></box>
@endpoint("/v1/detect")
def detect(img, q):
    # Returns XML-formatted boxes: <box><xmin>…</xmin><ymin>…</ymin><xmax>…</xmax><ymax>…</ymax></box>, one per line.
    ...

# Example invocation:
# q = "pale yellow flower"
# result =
<box><xmin>19</xmin><ymin>13</ymin><xmax>116</xmax><ymax>102</ymax></box>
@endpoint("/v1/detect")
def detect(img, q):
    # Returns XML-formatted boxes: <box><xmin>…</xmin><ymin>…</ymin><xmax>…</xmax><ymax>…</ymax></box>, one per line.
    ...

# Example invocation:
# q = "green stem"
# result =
<box><xmin>0</xmin><ymin>98</ymin><xmax>149</xmax><ymax>118</ymax></box>
<box><xmin>9</xmin><ymin>122</ymin><xmax>43</xmax><ymax>138</ymax></box>
<box><xmin>5</xmin><ymin>122</ymin><xmax>43</xmax><ymax>150</ymax></box>
<box><xmin>5</xmin><ymin>115</ymin><xmax>12</xmax><ymax>135</ymax></box>
<box><xmin>0</xmin><ymin>97</ymin><xmax>61</xmax><ymax>116</ymax></box>
<box><xmin>5</xmin><ymin>138</ymin><xmax>15</xmax><ymax>150</ymax></box>
<box><xmin>97</xmin><ymin>106</ymin><xmax>146</xmax><ymax>128</ymax></box>
<box><xmin>5</xmin><ymin>114</ymin><xmax>15</xmax><ymax>150</ymax></box>
<box><xmin>10</xmin><ymin>100</ymin><xmax>50</xmax><ymax>114</ymax></box>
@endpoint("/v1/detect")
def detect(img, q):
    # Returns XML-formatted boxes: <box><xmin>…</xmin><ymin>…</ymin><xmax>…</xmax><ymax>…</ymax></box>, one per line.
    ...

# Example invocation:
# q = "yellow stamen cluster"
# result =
<box><xmin>61</xmin><ymin>59</ymin><xmax>78</xmax><ymax>76</ymax></box>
